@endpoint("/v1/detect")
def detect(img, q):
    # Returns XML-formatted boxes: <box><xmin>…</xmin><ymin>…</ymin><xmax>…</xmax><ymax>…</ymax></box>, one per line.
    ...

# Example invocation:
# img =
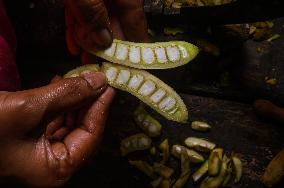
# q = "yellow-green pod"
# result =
<box><xmin>159</xmin><ymin>139</ymin><xmax>170</xmax><ymax>164</ymax></box>
<box><xmin>101</xmin><ymin>62</ymin><xmax>188</xmax><ymax>122</ymax></box>
<box><xmin>199</xmin><ymin>161</ymin><xmax>228</xmax><ymax>188</ymax></box>
<box><xmin>171</xmin><ymin>145</ymin><xmax>204</xmax><ymax>163</ymax></box>
<box><xmin>208</xmin><ymin>148</ymin><xmax>223</xmax><ymax>176</ymax></box>
<box><xmin>94</xmin><ymin>39</ymin><xmax>199</xmax><ymax>69</ymax></box>
<box><xmin>120</xmin><ymin>133</ymin><xmax>152</xmax><ymax>156</ymax></box>
<box><xmin>173</xmin><ymin>148</ymin><xmax>191</xmax><ymax>188</ymax></box>
<box><xmin>184</xmin><ymin>137</ymin><xmax>216</xmax><ymax>153</ymax></box>
<box><xmin>153</xmin><ymin>163</ymin><xmax>174</xmax><ymax>179</ymax></box>
<box><xmin>150</xmin><ymin>177</ymin><xmax>163</xmax><ymax>188</ymax></box>
<box><xmin>232</xmin><ymin>155</ymin><xmax>242</xmax><ymax>183</ymax></box>
<box><xmin>134</xmin><ymin>105</ymin><xmax>162</xmax><ymax>137</ymax></box>
<box><xmin>192</xmin><ymin>160</ymin><xmax>208</xmax><ymax>183</ymax></box>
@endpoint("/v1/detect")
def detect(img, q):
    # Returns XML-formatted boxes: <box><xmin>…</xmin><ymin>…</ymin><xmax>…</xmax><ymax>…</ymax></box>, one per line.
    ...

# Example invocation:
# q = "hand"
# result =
<box><xmin>65</xmin><ymin>0</ymin><xmax>150</xmax><ymax>64</ymax></box>
<box><xmin>0</xmin><ymin>72</ymin><xmax>115</xmax><ymax>187</ymax></box>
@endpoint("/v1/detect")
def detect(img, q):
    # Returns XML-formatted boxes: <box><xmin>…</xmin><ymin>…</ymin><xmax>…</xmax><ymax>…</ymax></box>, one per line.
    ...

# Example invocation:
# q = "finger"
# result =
<box><xmin>65</xmin><ymin>0</ymin><xmax>112</xmax><ymax>50</ymax></box>
<box><xmin>114</xmin><ymin>0</ymin><xmax>150</xmax><ymax>42</ymax></box>
<box><xmin>62</xmin><ymin>87</ymin><xmax>115</xmax><ymax>168</ymax></box>
<box><xmin>109</xmin><ymin>16</ymin><xmax>125</xmax><ymax>40</ymax></box>
<box><xmin>65</xmin><ymin>6</ymin><xmax>81</xmax><ymax>55</ymax></box>
<box><xmin>46</xmin><ymin>116</ymin><xmax>64</xmax><ymax>138</ymax></box>
<box><xmin>0</xmin><ymin>73</ymin><xmax>107</xmax><ymax>132</ymax></box>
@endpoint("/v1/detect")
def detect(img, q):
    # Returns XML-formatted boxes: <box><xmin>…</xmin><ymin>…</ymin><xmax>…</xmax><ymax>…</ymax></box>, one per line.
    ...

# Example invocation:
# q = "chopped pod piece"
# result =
<box><xmin>200</xmin><ymin>160</ymin><xmax>228</xmax><ymax>188</ymax></box>
<box><xmin>153</xmin><ymin>163</ymin><xmax>174</xmax><ymax>179</ymax></box>
<box><xmin>222</xmin><ymin>160</ymin><xmax>233</xmax><ymax>187</ymax></box>
<box><xmin>191</xmin><ymin>121</ymin><xmax>211</xmax><ymax>132</ymax></box>
<box><xmin>150</xmin><ymin>147</ymin><xmax>157</xmax><ymax>156</ymax></box>
<box><xmin>232</xmin><ymin>155</ymin><xmax>242</xmax><ymax>183</ymax></box>
<box><xmin>94</xmin><ymin>39</ymin><xmax>199</xmax><ymax>69</ymax></box>
<box><xmin>64</xmin><ymin>64</ymin><xmax>100</xmax><ymax>78</ymax></box>
<box><xmin>184</xmin><ymin>137</ymin><xmax>216</xmax><ymax>152</ymax></box>
<box><xmin>160</xmin><ymin>179</ymin><xmax>171</xmax><ymax>188</ymax></box>
<box><xmin>129</xmin><ymin>160</ymin><xmax>156</xmax><ymax>179</ymax></box>
<box><xmin>120</xmin><ymin>133</ymin><xmax>152</xmax><ymax>156</ymax></box>
<box><xmin>192</xmin><ymin>160</ymin><xmax>208</xmax><ymax>182</ymax></box>
<box><xmin>208</xmin><ymin>148</ymin><xmax>223</xmax><ymax>176</ymax></box>
<box><xmin>101</xmin><ymin>62</ymin><xmax>188</xmax><ymax>122</ymax></box>
<box><xmin>172</xmin><ymin>145</ymin><xmax>204</xmax><ymax>163</ymax></box>
<box><xmin>134</xmin><ymin>105</ymin><xmax>162</xmax><ymax>137</ymax></box>
<box><xmin>173</xmin><ymin>148</ymin><xmax>191</xmax><ymax>188</ymax></box>
<box><xmin>159</xmin><ymin>139</ymin><xmax>170</xmax><ymax>164</ymax></box>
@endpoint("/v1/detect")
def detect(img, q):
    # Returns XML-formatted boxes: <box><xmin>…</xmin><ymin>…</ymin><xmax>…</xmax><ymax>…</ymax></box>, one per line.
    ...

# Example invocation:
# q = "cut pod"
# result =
<box><xmin>171</xmin><ymin>145</ymin><xmax>204</xmax><ymax>163</ymax></box>
<box><xmin>64</xmin><ymin>63</ymin><xmax>189</xmax><ymax>122</ymax></box>
<box><xmin>120</xmin><ymin>133</ymin><xmax>152</xmax><ymax>156</ymax></box>
<box><xmin>101</xmin><ymin>62</ymin><xmax>188</xmax><ymax>122</ymax></box>
<box><xmin>94</xmin><ymin>39</ymin><xmax>199</xmax><ymax>69</ymax></box>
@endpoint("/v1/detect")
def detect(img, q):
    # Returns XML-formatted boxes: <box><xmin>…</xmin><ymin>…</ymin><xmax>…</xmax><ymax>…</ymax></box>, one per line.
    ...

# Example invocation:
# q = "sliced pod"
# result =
<box><xmin>192</xmin><ymin>160</ymin><xmax>208</xmax><ymax>183</ymax></box>
<box><xmin>184</xmin><ymin>137</ymin><xmax>216</xmax><ymax>152</ymax></box>
<box><xmin>94</xmin><ymin>39</ymin><xmax>199</xmax><ymax>69</ymax></box>
<box><xmin>64</xmin><ymin>63</ymin><xmax>189</xmax><ymax>122</ymax></box>
<box><xmin>134</xmin><ymin>104</ymin><xmax>162</xmax><ymax>137</ymax></box>
<box><xmin>120</xmin><ymin>133</ymin><xmax>152</xmax><ymax>156</ymax></box>
<box><xmin>171</xmin><ymin>145</ymin><xmax>204</xmax><ymax>163</ymax></box>
<box><xmin>63</xmin><ymin>64</ymin><xmax>100</xmax><ymax>78</ymax></box>
<box><xmin>129</xmin><ymin>160</ymin><xmax>156</xmax><ymax>179</ymax></box>
<box><xmin>101</xmin><ymin>62</ymin><xmax>188</xmax><ymax>122</ymax></box>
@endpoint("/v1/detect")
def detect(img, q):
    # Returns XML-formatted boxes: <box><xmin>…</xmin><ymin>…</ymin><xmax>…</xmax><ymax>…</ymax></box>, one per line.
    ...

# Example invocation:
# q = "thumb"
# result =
<box><xmin>65</xmin><ymin>0</ymin><xmax>113</xmax><ymax>50</ymax></box>
<box><xmin>0</xmin><ymin>72</ymin><xmax>107</xmax><ymax>133</ymax></box>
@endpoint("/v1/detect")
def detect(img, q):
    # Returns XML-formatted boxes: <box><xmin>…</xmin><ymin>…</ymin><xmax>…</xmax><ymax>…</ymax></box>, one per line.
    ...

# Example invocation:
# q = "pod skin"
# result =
<box><xmin>94</xmin><ymin>39</ymin><xmax>199</xmax><ymax>69</ymax></box>
<box><xmin>134</xmin><ymin>105</ymin><xmax>162</xmax><ymax>137</ymax></box>
<box><xmin>101</xmin><ymin>62</ymin><xmax>188</xmax><ymax>122</ymax></box>
<box><xmin>153</xmin><ymin>163</ymin><xmax>174</xmax><ymax>179</ymax></box>
<box><xmin>184</xmin><ymin>137</ymin><xmax>216</xmax><ymax>153</ymax></box>
<box><xmin>172</xmin><ymin>145</ymin><xmax>204</xmax><ymax>163</ymax></box>
<box><xmin>120</xmin><ymin>133</ymin><xmax>152</xmax><ymax>156</ymax></box>
<box><xmin>208</xmin><ymin>148</ymin><xmax>223</xmax><ymax>176</ymax></box>
<box><xmin>192</xmin><ymin>160</ymin><xmax>209</xmax><ymax>182</ymax></box>
<box><xmin>232</xmin><ymin>155</ymin><xmax>242</xmax><ymax>183</ymax></box>
<box><xmin>191</xmin><ymin>121</ymin><xmax>211</xmax><ymax>132</ymax></box>
<box><xmin>159</xmin><ymin>139</ymin><xmax>170</xmax><ymax>164</ymax></box>
<box><xmin>173</xmin><ymin>148</ymin><xmax>191</xmax><ymax>188</ymax></box>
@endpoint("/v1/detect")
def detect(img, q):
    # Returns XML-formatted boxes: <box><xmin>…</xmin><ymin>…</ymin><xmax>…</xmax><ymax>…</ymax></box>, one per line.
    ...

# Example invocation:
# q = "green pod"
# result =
<box><xmin>129</xmin><ymin>160</ymin><xmax>156</xmax><ymax>179</ymax></box>
<box><xmin>184</xmin><ymin>137</ymin><xmax>216</xmax><ymax>153</ymax></box>
<box><xmin>200</xmin><ymin>161</ymin><xmax>228</xmax><ymax>188</ymax></box>
<box><xmin>222</xmin><ymin>161</ymin><xmax>233</xmax><ymax>187</ymax></box>
<box><xmin>101</xmin><ymin>62</ymin><xmax>188</xmax><ymax>122</ymax></box>
<box><xmin>191</xmin><ymin>121</ymin><xmax>211</xmax><ymax>132</ymax></box>
<box><xmin>120</xmin><ymin>133</ymin><xmax>152</xmax><ymax>156</ymax></box>
<box><xmin>208</xmin><ymin>148</ymin><xmax>223</xmax><ymax>176</ymax></box>
<box><xmin>153</xmin><ymin>163</ymin><xmax>174</xmax><ymax>179</ymax></box>
<box><xmin>171</xmin><ymin>145</ymin><xmax>204</xmax><ymax>163</ymax></box>
<box><xmin>173</xmin><ymin>148</ymin><xmax>191</xmax><ymax>188</ymax></box>
<box><xmin>159</xmin><ymin>139</ymin><xmax>170</xmax><ymax>164</ymax></box>
<box><xmin>64</xmin><ymin>64</ymin><xmax>100</xmax><ymax>78</ymax></box>
<box><xmin>65</xmin><ymin>63</ymin><xmax>189</xmax><ymax>122</ymax></box>
<box><xmin>134</xmin><ymin>105</ymin><xmax>162</xmax><ymax>137</ymax></box>
<box><xmin>94</xmin><ymin>39</ymin><xmax>199</xmax><ymax>69</ymax></box>
<box><xmin>192</xmin><ymin>160</ymin><xmax>209</xmax><ymax>183</ymax></box>
<box><xmin>232</xmin><ymin>155</ymin><xmax>242</xmax><ymax>183</ymax></box>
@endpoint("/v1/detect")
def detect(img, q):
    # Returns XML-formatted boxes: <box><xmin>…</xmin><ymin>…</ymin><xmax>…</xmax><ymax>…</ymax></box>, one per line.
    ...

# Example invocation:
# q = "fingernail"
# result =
<box><xmin>81</xmin><ymin>72</ymin><xmax>107</xmax><ymax>90</ymax></box>
<box><xmin>91</xmin><ymin>28</ymin><xmax>112</xmax><ymax>49</ymax></box>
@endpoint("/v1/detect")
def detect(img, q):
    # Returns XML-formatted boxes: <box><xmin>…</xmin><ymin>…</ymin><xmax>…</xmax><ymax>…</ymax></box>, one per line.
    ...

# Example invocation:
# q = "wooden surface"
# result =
<box><xmin>2</xmin><ymin>0</ymin><xmax>284</xmax><ymax>187</ymax></box>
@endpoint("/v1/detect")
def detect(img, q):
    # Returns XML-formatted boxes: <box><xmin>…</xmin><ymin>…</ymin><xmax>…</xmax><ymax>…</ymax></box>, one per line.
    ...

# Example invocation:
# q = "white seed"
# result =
<box><xmin>166</xmin><ymin>46</ymin><xmax>180</xmax><ymax>62</ymax></box>
<box><xmin>105</xmin><ymin>67</ymin><xmax>118</xmax><ymax>82</ymax></box>
<box><xmin>129</xmin><ymin>46</ymin><xmax>141</xmax><ymax>64</ymax></box>
<box><xmin>142</xmin><ymin>48</ymin><xmax>155</xmax><ymax>64</ymax></box>
<box><xmin>174</xmin><ymin>146</ymin><xmax>182</xmax><ymax>153</ymax></box>
<box><xmin>115</xmin><ymin>44</ymin><xmax>128</xmax><ymax>60</ymax></box>
<box><xmin>150</xmin><ymin>89</ymin><xmax>166</xmax><ymax>103</ymax></box>
<box><xmin>159</xmin><ymin>97</ymin><xmax>176</xmax><ymax>111</ymax></box>
<box><xmin>104</xmin><ymin>42</ymin><xmax>117</xmax><ymax>57</ymax></box>
<box><xmin>155</xmin><ymin>47</ymin><xmax>167</xmax><ymax>63</ymax></box>
<box><xmin>138</xmin><ymin>80</ymin><xmax>156</xmax><ymax>96</ymax></box>
<box><xmin>128</xmin><ymin>74</ymin><xmax>144</xmax><ymax>90</ymax></box>
<box><xmin>178</xmin><ymin>45</ymin><xmax>188</xmax><ymax>58</ymax></box>
<box><xmin>116</xmin><ymin>70</ymin><xmax>130</xmax><ymax>85</ymax></box>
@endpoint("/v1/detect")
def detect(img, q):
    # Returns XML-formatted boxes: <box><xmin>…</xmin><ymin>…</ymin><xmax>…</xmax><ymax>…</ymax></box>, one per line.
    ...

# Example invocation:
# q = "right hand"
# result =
<box><xmin>65</xmin><ymin>0</ymin><xmax>150</xmax><ymax>63</ymax></box>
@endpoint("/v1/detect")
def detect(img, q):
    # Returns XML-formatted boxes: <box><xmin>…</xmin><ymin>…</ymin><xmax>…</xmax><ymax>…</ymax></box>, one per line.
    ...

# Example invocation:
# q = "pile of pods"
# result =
<box><xmin>119</xmin><ymin>106</ymin><xmax>242</xmax><ymax>188</ymax></box>
<box><xmin>65</xmin><ymin>39</ymin><xmax>199</xmax><ymax>123</ymax></box>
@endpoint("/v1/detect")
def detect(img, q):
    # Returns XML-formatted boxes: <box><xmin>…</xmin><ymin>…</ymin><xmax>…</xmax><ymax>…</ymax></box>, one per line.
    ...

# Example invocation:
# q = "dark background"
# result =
<box><xmin>2</xmin><ymin>0</ymin><xmax>284</xmax><ymax>187</ymax></box>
